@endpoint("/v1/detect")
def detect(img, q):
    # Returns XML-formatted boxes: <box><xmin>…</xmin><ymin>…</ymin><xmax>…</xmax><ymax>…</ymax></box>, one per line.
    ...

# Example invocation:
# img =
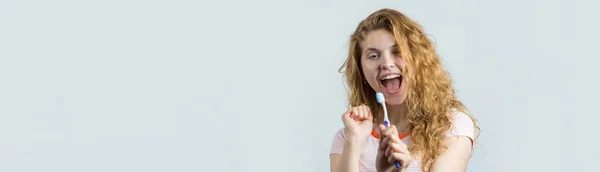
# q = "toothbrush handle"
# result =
<box><xmin>383</xmin><ymin>121</ymin><xmax>402</xmax><ymax>169</ymax></box>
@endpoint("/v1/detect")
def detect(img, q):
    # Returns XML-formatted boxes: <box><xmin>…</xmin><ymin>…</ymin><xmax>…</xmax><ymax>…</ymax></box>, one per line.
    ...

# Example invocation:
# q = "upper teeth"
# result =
<box><xmin>381</xmin><ymin>74</ymin><xmax>401</xmax><ymax>80</ymax></box>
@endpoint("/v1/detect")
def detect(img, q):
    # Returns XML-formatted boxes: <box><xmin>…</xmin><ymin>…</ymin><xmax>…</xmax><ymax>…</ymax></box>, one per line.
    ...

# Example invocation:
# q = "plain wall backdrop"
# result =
<box><xmin>1</xmin><ymin>0</ymin><xmax>599</xmax><ymax>171</ymax></box>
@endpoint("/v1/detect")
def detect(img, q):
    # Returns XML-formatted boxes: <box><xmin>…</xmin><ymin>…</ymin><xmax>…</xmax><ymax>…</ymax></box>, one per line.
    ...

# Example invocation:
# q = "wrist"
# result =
<box><xmin>343</xmin><ymin>135</ymin><xmax>366</xmax><ymax>155</ymax></box>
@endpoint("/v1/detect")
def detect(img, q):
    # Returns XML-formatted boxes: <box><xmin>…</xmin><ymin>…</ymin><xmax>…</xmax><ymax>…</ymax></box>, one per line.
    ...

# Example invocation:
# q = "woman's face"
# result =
<box><xmin>360</xmin><ymin>29</ymin><xmax>408</xmax><ymax>105</ymax></box>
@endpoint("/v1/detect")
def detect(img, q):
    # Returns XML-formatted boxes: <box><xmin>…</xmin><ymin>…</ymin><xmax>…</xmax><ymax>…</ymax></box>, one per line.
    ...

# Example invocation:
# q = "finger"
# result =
<box><xmin>351</xmin><ymin>113</ymin><xmax>358</xmax><ymax>121</ymax></box>
<box><xmin>341</xmin><ymin>111</ymin><xmax>354</xmax><ymax>126</ymax></box>
<box><xmin>360</xmin><ymin>105</ymin><xmax>368</xmax><ymax>120</ymax></box>
<box><xmin>383</xmin><ymin>125</ymin><xmax>399</xmax><ymax>137</ymax></box>
<box><xmin>341</xmin><ymin>111</ymin><xmax>350</xmax><ymax>121</ymax></box>
<box><xmin>366</xmin><ymin>106</ymin><xmax>373</xmax><ymax>120</ymax></box>
<box><xmin>385</xmin><ymin>142</ymin><xmax>392</xmax><ymax>157</ymax></box>
<box><xmin>348</xmin><ymin>109</ymin><xmax>355</xmax><ymax>120</ymax></box>
<box><xmin>387</xmin><ymin>152</ymin><xmax>395</xmax><ymax>164</ymax></box>
<box><xmin>380</xmin><ymin>136</ymin><xmax>390</xmax><ymax>150</ymax></box>
<box><xmin>355</xmin><ymin>106</ymin><xmax>361</xmax><ymax>119</ymax></box>
<box><xmin>389</xmin><ymin>152</ymin><xmax>412</xmax><ymax>167</ymax></box>
<box><xmin>389</xmin><ymin>142</ymin><xmax>408</xmax><ymax>154</ymax></box>
<box><xmin>352</xmin><ymin>107</ymin><xmax>359</xmax><ymax>120</ymax></box>
<box><xmin>361</xmin><ymin>105</ymin><xmax>368</xmax><ymax>120</ymax></box>
<box><xmin>386</xmin><ymin>145</ymin><xmax>393</xmax><ymax>158</ymax></box>
<box><xmin>344</xmin><ymin>108</ymin><xmax>352</xmax><ymax>118</ymax></box>
<box><xmin>384</xmin><ymin>142</ymin><xmax>407</xmax><ymax>157</ymax></box>
<box><xmin>357</xmin><ymin>105</ymin><xmax>365</xmax><ymax>120</ymax></box>
<box><xmin>388</xmin><ymin>133</ymin><xmax>403</xmax><ymax>147</ymax></box>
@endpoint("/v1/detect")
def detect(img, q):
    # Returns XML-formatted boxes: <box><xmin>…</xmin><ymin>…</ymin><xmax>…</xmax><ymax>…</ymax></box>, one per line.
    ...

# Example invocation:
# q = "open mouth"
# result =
<box><xmin>379</xmin><ymin>74</ymin><xmax>402</xmax><ymax>95</ymax></box>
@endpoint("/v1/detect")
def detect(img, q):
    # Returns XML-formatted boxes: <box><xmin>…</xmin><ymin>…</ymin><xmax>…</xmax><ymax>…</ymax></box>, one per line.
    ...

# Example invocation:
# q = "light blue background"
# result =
<box><xmin>1</xmin><ymin>0</ymin><xmax>598</xmax><ymax>171</ymax></box>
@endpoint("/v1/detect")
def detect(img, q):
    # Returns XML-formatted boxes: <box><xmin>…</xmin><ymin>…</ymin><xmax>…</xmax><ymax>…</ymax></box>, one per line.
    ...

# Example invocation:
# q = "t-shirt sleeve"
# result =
<box><xmin>329</xmin><ymin>128</ymin><xmax>346</xmax><ymax>156</ymax></box>
<box><xmin>446</xmin><ymin>111</ymin><xmax>475</xmax><ymax>144</ymax></box>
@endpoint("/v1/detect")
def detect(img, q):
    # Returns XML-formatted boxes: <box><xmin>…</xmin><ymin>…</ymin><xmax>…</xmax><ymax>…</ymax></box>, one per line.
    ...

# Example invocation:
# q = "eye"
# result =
<box><xmin>392</xmin><ymin>49</ymin><xmax>400</xmax><ymax>56</ymax></box>
<box><xmin>368</xmin><ymin>54</ymin><xmax>379</xmax><ymax>59</ymax></box>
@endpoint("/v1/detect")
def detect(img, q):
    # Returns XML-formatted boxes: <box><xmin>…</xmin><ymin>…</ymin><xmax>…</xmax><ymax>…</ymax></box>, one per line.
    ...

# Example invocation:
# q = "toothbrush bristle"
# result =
<box><xmin>375</xmin><ymin>93</ymin><xmax>384</xmax><ymax>103</ymax></box>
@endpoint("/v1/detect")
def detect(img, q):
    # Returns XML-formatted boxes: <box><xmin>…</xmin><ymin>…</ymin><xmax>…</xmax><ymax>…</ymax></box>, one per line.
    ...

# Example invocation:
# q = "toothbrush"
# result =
<box><xmin>375</xmin><ymin>92</ymin><xmax>402</xmax><ymax>169</ymax></box>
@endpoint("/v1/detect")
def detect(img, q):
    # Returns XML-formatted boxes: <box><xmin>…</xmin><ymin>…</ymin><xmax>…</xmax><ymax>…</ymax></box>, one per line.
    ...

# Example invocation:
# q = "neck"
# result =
<box><xmin>378</xmin><ymin>103</ymin><xmax>410</xmax><ymax>133</ymax></box>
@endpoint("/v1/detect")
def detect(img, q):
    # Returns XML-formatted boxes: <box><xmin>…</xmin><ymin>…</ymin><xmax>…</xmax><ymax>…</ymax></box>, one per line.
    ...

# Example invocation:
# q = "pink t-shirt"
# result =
<box><xmin>329</xmin><ymin>110</ymin><xmax>475</xmax><ymax>172</ymax></box>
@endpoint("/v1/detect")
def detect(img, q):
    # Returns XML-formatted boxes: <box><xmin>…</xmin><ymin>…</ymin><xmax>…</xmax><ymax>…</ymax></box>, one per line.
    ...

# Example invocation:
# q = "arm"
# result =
<box><xmin>431</xmin><ymin>113</ymin><xmax>475</xmax><ymax>172</ymax></box>
<box><xmin>330</xmin><ymin>138</ymin><xmax>363</xmax><ymax>172</ymax></box>
<box><xmin>330</xmin><ymin>105</ymin><xmax>374</xmax><ymax>172</ymax></box>
<box><xmin>429</xmin><ymin>136</ymin><xmax>473</xmax><ymax>172</ymax></box>
<box><xmin>429</xmin><ymin>111</ymin><xmax>476</xmax><ymax>172</ymax></box>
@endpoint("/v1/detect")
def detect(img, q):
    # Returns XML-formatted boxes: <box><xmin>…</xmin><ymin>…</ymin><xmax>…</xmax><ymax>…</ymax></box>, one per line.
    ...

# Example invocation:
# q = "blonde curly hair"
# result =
<box><xmin>339</xmin><ymin>8</ymin><xmax>480</xmax><ymax>171</ymax></box>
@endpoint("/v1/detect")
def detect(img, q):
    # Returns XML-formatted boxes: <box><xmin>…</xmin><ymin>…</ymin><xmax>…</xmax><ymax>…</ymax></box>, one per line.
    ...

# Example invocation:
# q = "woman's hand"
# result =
<box><xmin>341</xmin><ymin>104</ymin><xmax>374</xmax><ymax>149</ymax></box>
<box><xmin>376</xmin><ymin>124</ymin><xmax>412</xmax><ymax>172</ymax></box>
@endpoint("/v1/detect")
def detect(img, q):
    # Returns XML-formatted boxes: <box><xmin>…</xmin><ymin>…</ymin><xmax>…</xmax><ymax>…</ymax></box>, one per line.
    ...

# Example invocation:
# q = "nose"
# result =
<box><xmin>379</xmin><ymin>53</ymin><xmax>396</xmax><ymax>70</ymax></box>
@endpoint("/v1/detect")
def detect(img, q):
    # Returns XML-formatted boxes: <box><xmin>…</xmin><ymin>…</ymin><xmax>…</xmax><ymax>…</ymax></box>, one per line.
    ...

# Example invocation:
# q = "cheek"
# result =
<box><xmin>361</xmin><ymin>62</ymin><xmax>378</xmax><ymax>77</ymax></box>
<box><xmin>397</xmin><ymin>58</ymin><xmax>406</xmax><ymax>69</ymax></box>
<box><xmin>360</xmin><ymin>62</ymin><xmax>380</xmax><ymax>87</ymax></box>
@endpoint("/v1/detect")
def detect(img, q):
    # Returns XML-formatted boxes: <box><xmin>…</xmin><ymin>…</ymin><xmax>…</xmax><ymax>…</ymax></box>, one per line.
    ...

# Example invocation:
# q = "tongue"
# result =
<box><xmin>382</xmin><ymin>78</ymin><xmax>401</xmax><ymax>91</ymax></box>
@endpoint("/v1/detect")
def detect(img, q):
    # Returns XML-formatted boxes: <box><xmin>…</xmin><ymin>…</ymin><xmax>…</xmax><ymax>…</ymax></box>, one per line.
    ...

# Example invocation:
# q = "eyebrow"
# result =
<box><xmin>364</xmin><ymin>44</ymin><xmax>398</xmax><ymax>53</ymax></box>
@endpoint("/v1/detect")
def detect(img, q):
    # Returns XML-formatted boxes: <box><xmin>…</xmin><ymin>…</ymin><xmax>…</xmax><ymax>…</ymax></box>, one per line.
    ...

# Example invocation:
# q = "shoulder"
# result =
<box><xmin>332</xmin><ymin>128</ymin><xmax>347</xmax><ymax>142</ymax></box>
<box><xmin>446</xmin><ymin>109</ymin><xmax>476</xmax><ymax>142</ymax></box>
<box><xmin>427</xmin><ymin>110</ymin><xmax>477</xmax><ymax>170</ymax></box>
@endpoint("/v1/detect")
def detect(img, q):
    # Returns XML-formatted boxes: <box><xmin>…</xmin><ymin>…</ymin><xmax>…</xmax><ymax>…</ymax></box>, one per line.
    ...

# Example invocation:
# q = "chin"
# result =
<box><xmin>384</xmin><ymin>95</ymin><xmax>406</xmax><ymax>105</ymax></box>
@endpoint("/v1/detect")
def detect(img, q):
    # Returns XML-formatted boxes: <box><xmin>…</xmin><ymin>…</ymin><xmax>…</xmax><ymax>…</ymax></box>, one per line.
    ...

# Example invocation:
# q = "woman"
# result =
<box><xmin>329</xmin><ymin>8</ymin><xmax>480</xmax><ymax>172</ymax></box>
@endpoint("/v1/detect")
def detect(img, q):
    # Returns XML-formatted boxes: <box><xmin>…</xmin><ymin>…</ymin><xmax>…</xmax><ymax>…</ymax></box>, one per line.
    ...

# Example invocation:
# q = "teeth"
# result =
<box><xmin>381</xmin><ymin>74</ymin><xmax>401</xmax><ymax>80</ymax></box>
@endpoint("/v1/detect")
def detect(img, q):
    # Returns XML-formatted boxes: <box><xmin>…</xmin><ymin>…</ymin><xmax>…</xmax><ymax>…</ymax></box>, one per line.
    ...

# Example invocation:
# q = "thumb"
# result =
<box><xmin>341</xmin><ymin>111</ymin><xmax>354</xmax><ymax>126</ymax></box>
<box><xmin>378</xmin><ymin>124</ymin><xmax>387</xmax><ymax>141</ymax></box>
<box><xmin>380</xmin><ymin>124</ymin><xmax>399</xmax><ymax>138</ymax></box>
<box><xmin>386</xmin><ymin>125</ymin><xmax>399</xmax><ymax>136</ymax></box>
<box><xmin>378</xmin><ymin>124</ymin><xmax>386</xmax><ymax>132</ymax></box>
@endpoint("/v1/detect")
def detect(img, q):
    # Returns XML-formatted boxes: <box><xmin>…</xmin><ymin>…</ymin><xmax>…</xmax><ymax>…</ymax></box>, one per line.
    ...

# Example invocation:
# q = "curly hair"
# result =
<box><xmin>339</xmin><ymin>8</ymin><xmax>480</xmax><ymax>171</ymax></box>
